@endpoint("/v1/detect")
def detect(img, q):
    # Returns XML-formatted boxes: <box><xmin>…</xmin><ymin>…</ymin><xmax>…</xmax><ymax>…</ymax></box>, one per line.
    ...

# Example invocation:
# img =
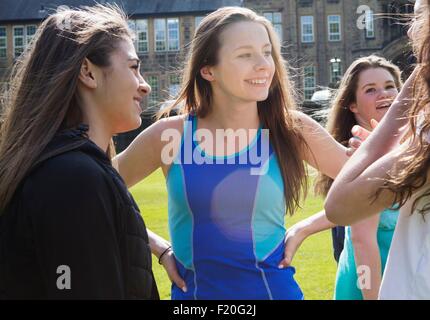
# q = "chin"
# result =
<box><xmin>256</xmin><ymin>94</ymin><xmax>270</xmax><ymax>102</ymax></box>
<box><xmin>116</xmin><ymin>117</ymin><xmax>142</xmax><ymax>134</ymax></box>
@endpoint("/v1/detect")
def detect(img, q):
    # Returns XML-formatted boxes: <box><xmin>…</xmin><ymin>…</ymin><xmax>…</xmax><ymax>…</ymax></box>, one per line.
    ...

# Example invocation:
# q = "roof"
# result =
<box><xmin>0</xmin><ymin>0</ymin><xmax>243</xmax><ymax>22</ymax></box>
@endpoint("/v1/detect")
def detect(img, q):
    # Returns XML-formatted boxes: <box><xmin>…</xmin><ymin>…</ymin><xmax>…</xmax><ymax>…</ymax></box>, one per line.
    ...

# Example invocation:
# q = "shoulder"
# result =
<box><xmin>150</xmin><ymin>114</ymin><xmax>188</xmax><ymax>136</ymax></box>
<box><xmin>129</xmin><ymin>114</ymin><xmax>189</xmax><ymax>151</ymax></box>
<box><xmin>23</xmin><ymin>150</ymin><xmax>111</xmax><ymax>200</ymax></box>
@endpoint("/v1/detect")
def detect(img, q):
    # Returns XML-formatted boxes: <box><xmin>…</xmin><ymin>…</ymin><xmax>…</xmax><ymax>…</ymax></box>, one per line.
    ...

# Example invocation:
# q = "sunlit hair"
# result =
<box><xmin>0</xmin><ymin>4</ymin><xmax>133</xmax><ymax>213</ymax></box>
<box><xmin>377</xmin><ymin>0</ymin><xmax>430</xmax><ymax>216</ymax></box>
<box><xmin>315</xmin><ymin>55</ymin><xmax>402</xmax><ymax>196</ymax></box>
<box><xmin>159</xmin><ymin>6</ymin><xmax>309</xmax><ymax>216</ymax></box>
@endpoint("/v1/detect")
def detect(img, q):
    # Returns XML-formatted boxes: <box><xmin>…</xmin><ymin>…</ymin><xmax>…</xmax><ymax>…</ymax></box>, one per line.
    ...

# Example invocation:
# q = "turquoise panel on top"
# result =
<box><xmin>252</xmin><ymin>154</ymin><xmax>286</xmax><ymax>261</ymax></box>
<box><xmin>166</xmin><ymin>158</ymin><xmax>194</xmax><ymax>270</ymax></box>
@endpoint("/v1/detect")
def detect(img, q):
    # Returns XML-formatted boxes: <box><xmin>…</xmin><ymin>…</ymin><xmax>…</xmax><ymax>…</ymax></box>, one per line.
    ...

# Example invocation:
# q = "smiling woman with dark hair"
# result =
<box><xmin>0</xmin><ymin>5</ymin><xmax>158</xmax><ymax>299</ymax></box>
<box><xmin>325</xmin><ymin>0</ymin><xmax>430</xmax><ymax>299</ymax></box>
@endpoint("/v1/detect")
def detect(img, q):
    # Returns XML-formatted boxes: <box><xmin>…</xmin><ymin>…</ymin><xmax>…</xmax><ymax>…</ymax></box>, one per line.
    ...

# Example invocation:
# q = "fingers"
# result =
<box><xmin>346</xmin><ymin>136</ymin><xmax>362</xmax><ymax>156</ymax></box>
<box><xmin>161</xmin><ymin>251</ymin><xmax>188</xmax><ymax>293</ymax></box>
<box><xmin>370</xmin><ymin>119</ymin><xmax>379</xmax><ymax>129</ymax></box>
<box><xmin>169</xmin><ymin>267</ymin><xmax>187</xmax><ymax>293</ymax></box>
<box><xmin>351</xmin><ymin>125</ymin><xmax>371</xmax><ymax>141</ymax></box>
<box><xmin>349</xmin><ymin>137</ymin><xmax>362</xmax><ymax>149</ymax></box>
<box><xmin>346</xmin><ymin>147</ymin><xmax>354</xmax><ymax>157</ymax></box>
<box><xmin>279</xmin><ymin>246</ymin><xmax>293</xmax><ymax>269</ymax></box>
<box><xmin>278</xmin><ymin>256</ymin><xmax>291</xmax><ymax>269</ymax></box>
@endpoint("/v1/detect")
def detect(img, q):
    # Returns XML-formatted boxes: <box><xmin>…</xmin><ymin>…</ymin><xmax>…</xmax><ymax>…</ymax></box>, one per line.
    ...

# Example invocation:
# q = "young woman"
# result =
<box><xmin>278</xmin><ymin>56</ymin><xmax>402</xmax><ymax>300</ymax></box>
<box><xmin>281</xmin><ymin>55</ymin><xmax>403</xmax><ymax>300</ymax></box>
<box><xmin>116</xmin><ymin>6</ymin><xmax>354</xmax><ymax>300</ymax></box>
<box><xmin>0</xmin><ymin>5</ymin><xmax>158</xmax><ymax>299</ymax></box>
<box><xmin>325</xmin><ymin>0</ymin><xmax>430</xmax><ymax>299</ymax></box>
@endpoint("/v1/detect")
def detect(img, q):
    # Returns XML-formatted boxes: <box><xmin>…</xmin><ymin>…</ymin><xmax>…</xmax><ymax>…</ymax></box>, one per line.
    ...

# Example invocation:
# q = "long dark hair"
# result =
<box><xmin>160</xmin><ymin>7</ymin><xmax>309</xmax><ymax>216</ymax></box>
<box><xmin>0</xmin><ymin>4</ymin><xmax>133</xmax><ymax>213</ymax></box>
<box><xmin>315</xmin><ymin>55</ymin><xmax>402</xmax><ymax>196</ymax></box>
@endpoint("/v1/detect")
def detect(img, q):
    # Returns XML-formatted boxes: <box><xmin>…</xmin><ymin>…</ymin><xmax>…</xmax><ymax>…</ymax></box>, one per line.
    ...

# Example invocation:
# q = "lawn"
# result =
<box><xmin>130</xmin><ymin>169</ymin><xmax>337</xmax><ymax>300</ymax></box>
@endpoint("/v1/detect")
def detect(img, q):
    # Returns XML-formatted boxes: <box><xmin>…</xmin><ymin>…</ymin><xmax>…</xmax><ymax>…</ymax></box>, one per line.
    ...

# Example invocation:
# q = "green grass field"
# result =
<box><xmin>130</xmin><ymin>169</ymin><xmax>337</xmax><ymax>300</ymax></box>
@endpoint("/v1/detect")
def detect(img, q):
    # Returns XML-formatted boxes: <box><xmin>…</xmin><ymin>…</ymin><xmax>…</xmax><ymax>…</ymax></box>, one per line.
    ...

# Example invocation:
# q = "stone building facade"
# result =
<box><xmin>0</xmin><ymin>0</ymin><xmax>413</xmax><ymax>150</ymax></box>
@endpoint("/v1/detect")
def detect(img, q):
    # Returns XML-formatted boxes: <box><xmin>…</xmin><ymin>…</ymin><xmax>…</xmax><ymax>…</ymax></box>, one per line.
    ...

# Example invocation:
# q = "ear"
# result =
<box><xmin>78</xmin><ymin>58</ymin><xmax>98</xmax><ymax>89</ymax></box>
<box><xmin>200</xmin><ymin>66</ymin><xmax>215</xmax><ymax>82</ymax></box>
<box><xmin>349</xmin><ymin>102</ymin><xmax>358</xmax><ymax>114</ymax></box>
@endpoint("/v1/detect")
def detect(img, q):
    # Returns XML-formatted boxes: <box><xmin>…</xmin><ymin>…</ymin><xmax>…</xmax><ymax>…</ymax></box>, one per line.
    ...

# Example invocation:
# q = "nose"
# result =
<box><xmin>138</xmin><ymin>77</ymin><xmax>151</xmax><ymax>96</ymax></box>
<box><xmin>254</xmin><ymin>54</ymin><xmax>271</xmax><ymax>71</ymax></box>
<box><xmin>377</xmin><ymin>88</ymin><xmax>395</xmax><ymax>101</ymax></box>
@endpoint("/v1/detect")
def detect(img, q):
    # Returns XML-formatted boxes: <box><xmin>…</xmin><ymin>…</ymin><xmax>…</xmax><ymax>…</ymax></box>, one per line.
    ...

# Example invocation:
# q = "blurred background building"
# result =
<box><xmin>0</xmin><ymin>0</ymin><xmax>414</xmax><ymax>150</ymax></box>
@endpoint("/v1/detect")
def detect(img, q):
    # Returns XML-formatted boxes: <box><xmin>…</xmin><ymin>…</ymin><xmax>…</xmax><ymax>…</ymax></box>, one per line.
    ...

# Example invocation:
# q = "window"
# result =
<box><xmin>26</xmin><ymin>25</ymin><xmax>36</xmax><ymax>44</ymax></box>
<box><xmin>13</xmin><ymin>25</ymin><xmax>37</xmax><ymax>58</ymax></box>
<box><xmin>304</xmin><ymin>66</ymin><xmax>316</xmax><ymax>100</ymax></box>
<box><xmin>263</xmin><ymin>12</ymin><xmax>283</xmax><ymax>40</ymax></box>
<box><xmin>147</xmin><ymin>75</ymin><xmax>159</xmax><ymax>106</ymax></box>
<box><xmin>195</xmin><ymin>16</ymin><xmax>204</xmax><ymax>28</ymax></box>
<box><xmin>154</xmin><ymin>19</ymin><xmax>166</xmax><ymax>51</ymax></box>
<box><xmin>301</xmin><ymin>16</ymin><xmax>314</xmax><ymax>43</ymax></box>
<box><xmin>365</xmin><ymin>10</ymin><xmax>375</xmax><ymax>38</ymax></box>
<box><xmin>129</xmin><ymin>19</ymin><xmax>148</xmax><ymax>53</ymax></box>
<box><xmin>0</xmin><ymin>26</ymin><xmax>6</xmax><ymax>59</ymax></box>
<box><xmin>330</xmin><ymin>58</ymin><xmax>342</xmax><ymax>84</ymax></box>
<box><xmin>328</xmin><ymin>15</ymin><xmax>341</xmax><ymax>41</ymax></box>
<box><xmin>169</xmin><ymin>74</ymin><xmax>181</xmax><ymax>97</ymax></box>
<box><xmin>13</xmin><ymin>26</ymin><xmax>24</xmax><ymax>58</ymax></box>
<box><xmin>167</xmin><ymin>18</ymin><xmax>179</xmax><ymax>51</ymax></box>
<box><xmin>155</xmin><ymin>18</ymin><xmax>179</xmax><ymax>52</ymax></box>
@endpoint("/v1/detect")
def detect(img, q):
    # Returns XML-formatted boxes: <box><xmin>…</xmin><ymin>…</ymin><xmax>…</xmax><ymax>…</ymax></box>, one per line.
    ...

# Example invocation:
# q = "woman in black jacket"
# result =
<box><xmin>0</xmin><ymin>4</ymin><xmax>159</xmax><ymax>299</ymax></box>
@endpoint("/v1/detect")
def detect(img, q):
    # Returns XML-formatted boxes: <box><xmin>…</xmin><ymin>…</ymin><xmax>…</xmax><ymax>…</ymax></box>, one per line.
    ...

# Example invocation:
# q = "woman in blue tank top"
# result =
<box><xmin>115</xmin><ymin>7</ymin><xmax>358</xmax><ymax>299</ymax></box>
<box><xmin>281</xmin><ymin>56</ymin><xmax>403</xmax><ymax>300</ymax></box>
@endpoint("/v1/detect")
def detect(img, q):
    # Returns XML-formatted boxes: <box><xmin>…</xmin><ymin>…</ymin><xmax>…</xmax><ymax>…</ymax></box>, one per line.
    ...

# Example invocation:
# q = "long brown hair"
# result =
<box><xmin>0</xmin><ymin>4</ymin><xmax>133</xmax><ymax>213</ymax></box>
<box><xmin>160</xmin><ymin>7</ymin><xmax>308</xmax><ymax>216</ymax></box>
<box><xmin>377</xmin><ymin>0</ymin><xmax>430</xmax><ymax>216</ymax></box>
<box><xmin>315</xmin><ymin>55</ymin><xmax>402</xmax><ymax>196</ymax></box>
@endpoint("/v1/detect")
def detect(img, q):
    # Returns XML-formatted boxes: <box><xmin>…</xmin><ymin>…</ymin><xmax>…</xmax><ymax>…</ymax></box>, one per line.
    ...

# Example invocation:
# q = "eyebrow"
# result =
<box><xmin>234</xmin><ymin>43</ymin><xmax>272</xmax><ymax>51</ymax></box>
<box><xmin>362</xmin><ymin>80</ymin><xmax>395</xmax><ymax>89</ymax></box>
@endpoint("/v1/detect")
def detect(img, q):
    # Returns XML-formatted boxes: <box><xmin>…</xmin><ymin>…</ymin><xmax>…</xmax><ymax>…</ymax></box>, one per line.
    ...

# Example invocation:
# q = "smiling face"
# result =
<box><xmin>95</xmin><ymin>38</ymin><xmax>151</xmax><ymax>134</ymax></box>
<box><xmin>201</xmin><ymin>21</ymin><xmax>275</xmax><ymax>104</ymax></box>
<box><xmin>349</xmin><ymin>67</ymin><xmax>399</xmax><ymax>128</ymax></box>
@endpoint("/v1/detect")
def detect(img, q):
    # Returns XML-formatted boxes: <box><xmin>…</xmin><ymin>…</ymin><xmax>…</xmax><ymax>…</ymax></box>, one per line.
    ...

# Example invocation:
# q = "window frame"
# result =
<box><xmin>301</xmin><ymin>16</ymin><xmax>314</xmax><ymax>43</ymax></box>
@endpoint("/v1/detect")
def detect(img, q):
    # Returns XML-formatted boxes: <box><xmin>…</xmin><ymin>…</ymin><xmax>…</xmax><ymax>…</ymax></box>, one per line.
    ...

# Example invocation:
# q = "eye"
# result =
<box><xmin>238</xmin><ymin>53</ymin><xmax>252</xmax><ymax>58</ymax></box>
<box><xmin>386</xmin><ymin>85</ymin><xmax>396</xmax><ymax>90</ymax></box>
<box><xmin>365</xmin><ymin>88</ymin><xmax>376</xmax><ymax>94</ymax></box>
<box><xmin>264</xmin><ymin>51</ymin><xmax>272</xmax><ymax>57</ymax></box>
<box><xmin>131</xmin><ymin>65</ymin><xmax>139</xmax><ymax>70</ymax></box>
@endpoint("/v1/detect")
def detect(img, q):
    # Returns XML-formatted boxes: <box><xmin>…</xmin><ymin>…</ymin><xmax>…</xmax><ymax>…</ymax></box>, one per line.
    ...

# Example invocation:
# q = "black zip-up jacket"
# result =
<box><xmin>0</xmin><ymin>125</ymin><xmax>159</xmax><ymax>299</ymax></box>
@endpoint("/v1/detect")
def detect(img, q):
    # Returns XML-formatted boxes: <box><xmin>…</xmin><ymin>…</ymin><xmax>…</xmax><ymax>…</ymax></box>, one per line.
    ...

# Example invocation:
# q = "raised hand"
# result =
<box><xmin>346</xmin><ymin>119</ymin><xmax>379</xmax><ymax>156</ymax></box>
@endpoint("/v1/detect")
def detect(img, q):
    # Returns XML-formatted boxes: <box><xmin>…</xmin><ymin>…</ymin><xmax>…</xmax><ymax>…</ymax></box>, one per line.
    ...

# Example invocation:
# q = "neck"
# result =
<box><xmin>354</xmin><ymin>114</ymin><xmax>372</xmax><ymax>132</ymax></box>
<box><xmin>81</xmin><ymin>100</ymin><xmax>112</xmax><ymax>153</ymax></box>
<box><xmin>203</xmin><ymin>90</ymin><xmax>260</xmax><ymax>131</ymax></box>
